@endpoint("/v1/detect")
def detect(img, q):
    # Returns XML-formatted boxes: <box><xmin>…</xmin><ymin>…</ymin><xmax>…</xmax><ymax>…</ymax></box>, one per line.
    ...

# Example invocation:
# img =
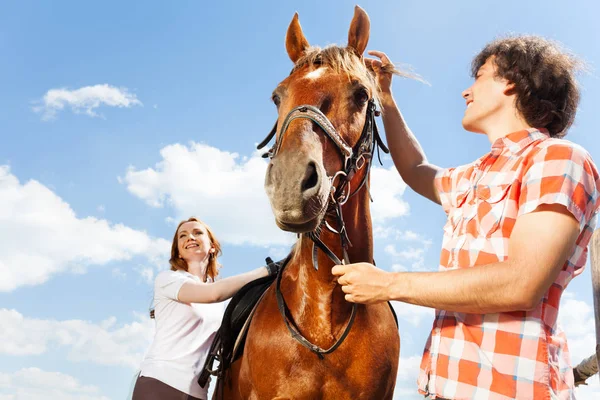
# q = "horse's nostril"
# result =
<box><xmin>301</xmin><ymin>162</ymin><xmax>319</xmax><ymax>192</ymax></box>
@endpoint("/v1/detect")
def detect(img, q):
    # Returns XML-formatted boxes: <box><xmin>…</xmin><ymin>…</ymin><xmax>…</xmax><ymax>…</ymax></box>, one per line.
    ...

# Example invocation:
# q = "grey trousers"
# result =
<box><xmin>132</xmin><ymin>376</ymin><xmax>204</xmax><ymax>400</ymax></box>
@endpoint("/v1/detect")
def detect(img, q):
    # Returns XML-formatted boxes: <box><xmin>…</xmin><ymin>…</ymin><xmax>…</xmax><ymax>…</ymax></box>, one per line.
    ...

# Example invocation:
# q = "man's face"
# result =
<box><xmin>461</xmin><ymin>57</ymin><xmax>513</xmax><ymax>134</ymax></box>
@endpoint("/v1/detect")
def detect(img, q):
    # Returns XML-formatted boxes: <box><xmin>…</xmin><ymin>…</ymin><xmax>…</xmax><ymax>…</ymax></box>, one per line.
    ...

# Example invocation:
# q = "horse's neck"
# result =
<box><xmin>285</xmin><ymin>189</ymin><xmax>372</xmax><ymax>336</ymax></box>
<box><xmin>296</xmin><ymin>187</ymin><xmax>372</xmax><ymax>275</ymax></box>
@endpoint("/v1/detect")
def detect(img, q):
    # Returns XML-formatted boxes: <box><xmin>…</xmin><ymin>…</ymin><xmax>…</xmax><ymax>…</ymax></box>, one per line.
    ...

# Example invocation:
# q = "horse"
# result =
<box><xmin>218</xmin><ymin>6</ymin><xmax>400</xmax><ymax>399</ymax></box>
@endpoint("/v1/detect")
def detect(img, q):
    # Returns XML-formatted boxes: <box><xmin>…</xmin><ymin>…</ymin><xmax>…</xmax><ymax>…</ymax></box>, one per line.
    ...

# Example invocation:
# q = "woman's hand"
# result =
<box><xmin>265</xmin><ymin>257</ymin><xmax>285</xmax><ymax>276</ymax></box>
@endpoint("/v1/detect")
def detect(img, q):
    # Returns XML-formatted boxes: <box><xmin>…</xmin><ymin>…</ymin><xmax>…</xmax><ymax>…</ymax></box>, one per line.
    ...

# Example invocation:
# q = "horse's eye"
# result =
<box><xmin>354</xmin><ymin>87</ymin><xmax>369</xmax><ymax>106</ymax></box>
<box><xmin>272</xmin><ymin>94</ymin><xmax>281</xmax><ymax>107</ymax></box>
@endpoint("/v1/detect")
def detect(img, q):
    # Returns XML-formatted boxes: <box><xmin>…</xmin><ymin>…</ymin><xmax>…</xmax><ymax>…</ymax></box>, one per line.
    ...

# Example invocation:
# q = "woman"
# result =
<box><xmin>132</xmin><ymin>217</ymin><xmax>280</xmax><ymax>400</ymax></box>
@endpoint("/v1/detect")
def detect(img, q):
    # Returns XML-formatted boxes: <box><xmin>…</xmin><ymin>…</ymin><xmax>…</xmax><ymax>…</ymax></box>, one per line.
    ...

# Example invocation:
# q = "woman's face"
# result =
<box><xmin>176</xmin><ymin>221</ymin><xmax>213</xmax><ymax>262</ymax></box>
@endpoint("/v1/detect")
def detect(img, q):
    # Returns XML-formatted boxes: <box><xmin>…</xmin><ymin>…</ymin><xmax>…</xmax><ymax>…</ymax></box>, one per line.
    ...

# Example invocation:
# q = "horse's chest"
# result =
<box><xmin>240</xmin><ymin>294</ymin><xmax>398</xmax><ymax>399</ymax></box>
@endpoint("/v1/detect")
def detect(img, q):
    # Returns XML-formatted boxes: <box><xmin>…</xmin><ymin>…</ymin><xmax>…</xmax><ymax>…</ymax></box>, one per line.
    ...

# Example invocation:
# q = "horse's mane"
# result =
<box><xmin>290</xmin><ymin>45</ymin><xmax>410</xmax><ymax>105</ymax></box>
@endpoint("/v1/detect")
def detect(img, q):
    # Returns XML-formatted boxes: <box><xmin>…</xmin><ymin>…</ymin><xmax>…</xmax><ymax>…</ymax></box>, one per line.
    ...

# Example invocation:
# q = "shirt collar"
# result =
<box><xmin>490</xmin><ymin>128</ymin><xmax>549</xmax><ymax>155</ymax></box>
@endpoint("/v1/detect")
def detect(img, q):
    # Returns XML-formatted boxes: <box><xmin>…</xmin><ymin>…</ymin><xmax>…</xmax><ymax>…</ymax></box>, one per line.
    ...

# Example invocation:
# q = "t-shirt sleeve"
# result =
<box><xmin>434</xmin><ymin>164</ymin><xmax>473</xmax><ymax>214</ymax></box>
<box><xmin>155</xmin><ymin>270</ymin><xmax>191</xmax><ymax>301</ymax></box>
<box><xmin>518</xmin><ymin>143</ymin><xmax>600</xmax><ymax>229</ymax></box>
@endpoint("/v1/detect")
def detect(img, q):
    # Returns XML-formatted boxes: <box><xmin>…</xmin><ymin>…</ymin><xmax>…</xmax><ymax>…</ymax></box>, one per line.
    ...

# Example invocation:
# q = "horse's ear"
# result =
<box><xmin>286</xmin><ymin>12</ymin><xmax>310</xmax><ymax>64</ymax></box>
<box><xmin>347</xmin><ymin>6</ymin><xmax>370</xmax><ymax>57</ymax></box>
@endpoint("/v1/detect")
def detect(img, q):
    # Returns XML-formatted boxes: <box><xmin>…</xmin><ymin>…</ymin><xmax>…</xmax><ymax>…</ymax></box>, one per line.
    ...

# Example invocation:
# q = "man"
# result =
<box><xmin>332</xmin><ymin>36</ymin><xmax>600</xmax><ymax>399</ymax></box>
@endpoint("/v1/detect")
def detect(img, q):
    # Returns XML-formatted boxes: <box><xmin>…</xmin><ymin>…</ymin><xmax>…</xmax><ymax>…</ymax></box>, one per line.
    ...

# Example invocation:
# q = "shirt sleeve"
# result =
<box><xmin>518</xmin><ymin>142</ymin><xmax>600</xmax><ymax>229</ymax></box>
<box><xmin>154</xmin><ymin>270</ymin><xmax>192</xmax><ymax>301</ymax></box>
<box><xmin>434</xmin><ymin>163</ymin><xmax>473</xmax><ymax>214</ymax></box>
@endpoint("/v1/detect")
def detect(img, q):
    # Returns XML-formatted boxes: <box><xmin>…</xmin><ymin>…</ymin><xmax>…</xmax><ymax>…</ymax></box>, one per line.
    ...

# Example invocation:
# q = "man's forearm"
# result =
<box><xmin>379</xmin><ymin>92</ymin><xmax>439</xmax><ymax>203</ymax></box>
<box><xmin>380</xmin><ymin>93</ymin><xmax>427</xmax><ymax>182</ymax></box>
<box><xmin>387</xmin><ymin>261</ymin><xmax>536</xmax><ymax>314</ymax></box>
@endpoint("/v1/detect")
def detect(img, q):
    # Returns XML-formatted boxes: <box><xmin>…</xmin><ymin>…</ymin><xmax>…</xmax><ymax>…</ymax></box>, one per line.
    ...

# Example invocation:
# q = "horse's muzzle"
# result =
<box><xmin>265</xmin><ymin>153</ymin><xmax>330</xmax><ymax>232</ymax></box>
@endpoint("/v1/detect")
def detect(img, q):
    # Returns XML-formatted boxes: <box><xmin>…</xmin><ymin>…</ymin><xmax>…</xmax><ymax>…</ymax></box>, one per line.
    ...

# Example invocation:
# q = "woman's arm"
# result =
<box><xmin>178</xmin><ymin>265</ymin><xmax>274</xmax><ymax>304</ymax></box>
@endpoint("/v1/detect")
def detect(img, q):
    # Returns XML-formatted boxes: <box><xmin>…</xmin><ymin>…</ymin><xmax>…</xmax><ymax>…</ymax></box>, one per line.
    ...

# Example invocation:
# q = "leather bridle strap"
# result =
<box><xmin>258</xmin><ymin>121</ymin><xmax>278</xmax><ymax>157</ymax></box>
<box><xmin>273</xmin><ymin>104</ymin><xmax>353</xmax><ymax>163</ymax></box>
<box><xmin>275</xmin><ymin>261</ymin><xmax>357</xmax><ymax>360</ymax></box>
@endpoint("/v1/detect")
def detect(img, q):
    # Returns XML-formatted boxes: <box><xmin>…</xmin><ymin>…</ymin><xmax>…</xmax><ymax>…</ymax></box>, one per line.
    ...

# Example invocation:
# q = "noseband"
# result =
<box><xmin>257</xmin><ymin>96</ymin><xmax>389</xmax><ymax>358</ymax></box>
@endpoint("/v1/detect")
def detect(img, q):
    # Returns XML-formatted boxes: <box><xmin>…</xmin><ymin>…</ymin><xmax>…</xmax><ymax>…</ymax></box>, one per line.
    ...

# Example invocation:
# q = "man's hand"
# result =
<box><xmin>364</xmin><ymin>50</ymin><xmax>394</xmax><ymax>95</ymax></box>
<box><xmin>331</xmin><ymin>262</ymin><xmax>392</xmax><ymax>304</ymax></box>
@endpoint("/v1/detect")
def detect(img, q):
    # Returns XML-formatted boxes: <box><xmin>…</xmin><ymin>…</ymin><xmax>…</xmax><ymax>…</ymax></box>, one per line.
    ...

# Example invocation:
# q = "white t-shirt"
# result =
<box><xmin>139</xmin><ymin>270</ymin><xmax>225</xmax><ymax>399</ymax></box>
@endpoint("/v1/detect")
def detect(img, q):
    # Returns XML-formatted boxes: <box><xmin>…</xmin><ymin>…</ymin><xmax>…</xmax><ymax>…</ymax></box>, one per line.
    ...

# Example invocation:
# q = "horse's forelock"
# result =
<box><xmin>290</xmin><ymin>45</ymin><xmax>380</xmax><ymax>102</ymax></box>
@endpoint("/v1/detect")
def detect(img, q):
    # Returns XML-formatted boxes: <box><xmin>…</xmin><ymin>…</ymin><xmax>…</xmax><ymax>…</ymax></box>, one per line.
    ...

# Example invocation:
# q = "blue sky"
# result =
<box><xmin>1</xmin><ymin>1</ymin><xmax>599</xmax><ymax>399</ymax></box>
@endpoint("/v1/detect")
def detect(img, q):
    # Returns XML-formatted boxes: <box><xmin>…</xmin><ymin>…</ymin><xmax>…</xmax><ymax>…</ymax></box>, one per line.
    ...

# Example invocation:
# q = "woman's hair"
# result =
<box><xmin>471</xmin><ymin>35</ymin><xmax>582</xmax><ymax>138</ymax></box>
<box><xmin>169</xmin><ymin>217</ymin><xmax>222</xmax><ymax>281</ymax></box>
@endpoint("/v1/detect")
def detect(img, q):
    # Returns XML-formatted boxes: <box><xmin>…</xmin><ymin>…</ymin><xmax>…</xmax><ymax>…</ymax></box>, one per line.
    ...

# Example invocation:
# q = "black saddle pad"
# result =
<box><xmin>198</xmin><ymin>269</ymin><xmax>278</xmax><ymax>388</ymax></box>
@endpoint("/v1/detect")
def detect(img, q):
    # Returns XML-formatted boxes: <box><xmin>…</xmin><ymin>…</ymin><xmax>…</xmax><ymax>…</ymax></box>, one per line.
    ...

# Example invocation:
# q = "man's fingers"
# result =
<box><xmin>367</xmin><ymin>50</ymin><xmax>391</xmax><ymax>65</ymax></box>
<box><xmin>364</xmin><ymin>58</ymin><xmax>382</xmax><ymax>71</ymax></box>
<box><xmin>364</xmin><ymin>58</ymin><xmax>382</xmax><ymax>66</ymax></box>
<box><xmin>331</xmin><ymin>264</ymin><xmax>347</xmax><ymax>276</ymax></box>
<box><xmin>340</xmin><ymin>284</ymin><xmax>352</xmax><ymax>293</ymax></box>
<box><xmin>337</xmin><ymin>276</ymin><xmax>349</xmax><ymax>286</ymax></box>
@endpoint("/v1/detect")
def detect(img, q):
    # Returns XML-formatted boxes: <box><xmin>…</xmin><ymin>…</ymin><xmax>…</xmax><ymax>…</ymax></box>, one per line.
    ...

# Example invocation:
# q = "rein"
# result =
<box><xmin>257</xmin><ymin>95</ymin><xmax>389</xmax><ymax>358</ymax></box>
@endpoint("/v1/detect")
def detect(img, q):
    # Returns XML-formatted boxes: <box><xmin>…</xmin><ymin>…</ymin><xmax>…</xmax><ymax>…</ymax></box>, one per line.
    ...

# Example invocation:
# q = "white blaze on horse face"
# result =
<box><xmin>304</xmin><ymin>67</ymin><xmax>327</xmax><ymax>81</ymax></box>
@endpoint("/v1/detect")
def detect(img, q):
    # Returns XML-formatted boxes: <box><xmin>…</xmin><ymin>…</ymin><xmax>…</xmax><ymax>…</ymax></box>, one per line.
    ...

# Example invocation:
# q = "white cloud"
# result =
<box><xmin>121</xmin><ymin>142</ymin><xmax>298</xmax><ymax>246</ymax></box>
<box><xmin>137</xmin><ymin>266</ymin><xmax>155</xmax><ymax>284</ymax></box>
<box><xmin>391</xmin><ymin>263</ymin><xmax>408</xmax><ymax>272</ymax></box>
<box><xmin>122</xmin><ymin>143</ymin><xmax>411</xmax><ymax>248</ymax></box>
<box><xmin>560</xmin><ymin>292</ymin><xmax>598</xmax><ymax>367</ymax></box>
<box><xmin>0</xmin><ymin>166</ymin><xmax>170</xmax><ymax>292</ymax></box>
<box><xmin>369</xmin><ymin>166</ymin><xmax>410</xmax><ymax>224</ymax></box>
<box><xmin>576</xmin><ymin>381</ymin><xmax>600</xmax><ymax>400</ymax></box>
<box><xmin>0</xmin><ymin>368</ymin><xmax>110</xmax><ymax>400</ymax></box>
<box><xmin>558</xmin><ymin>291</ymin><xmax>600</xmax><ymax>399</ymax></box>
<box><xmin>374</xmin><ymin>226</ymin><xmax>430</xmax><ymax>243</ymax></box>
<box><xmin>0</xmin><ymin>308</ymin><xmax>153</xmax><ymax>369</ymax></box>
<box><xmin>384</xmin><ymin>241</ymin><xmax>434</xmax><ymax>272</ymax></box>
<box><xmin>266</xmin><ymin>246</ymin><xmax>293</xmax><ymax>260</ymax></box>
<box><xmin>33</xmin><ymin>84</ymin><xmax>142</xmax><ymax>120</ymax></box>
<box><xmin>112</xmin><ymin>268</ymin><xmax>126</xmax><ymax>280</ymax></box>
<box><xmin>393</xmin><ymin>356</ymin><xmax>424</xmax><ymax>400</ymax></box>
<box><xmin>391</xmin><ymin>301</ymin><xmax>433</xmax><ymax>328</ymax></box>
<box><xmin>385</xmin><ymin>245</ymin><xmax>424</xmax><ymax>260</ymax></box>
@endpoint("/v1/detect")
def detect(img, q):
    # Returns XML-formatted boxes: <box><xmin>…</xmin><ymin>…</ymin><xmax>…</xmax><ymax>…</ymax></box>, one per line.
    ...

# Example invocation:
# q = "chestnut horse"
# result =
<box><xmin>220</xmin><ymin>7</ymin><xmax>400</xmax><ymax>399</ymax></box>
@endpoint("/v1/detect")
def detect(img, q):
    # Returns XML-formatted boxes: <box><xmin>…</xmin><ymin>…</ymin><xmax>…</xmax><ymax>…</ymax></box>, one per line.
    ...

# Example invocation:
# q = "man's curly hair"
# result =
<box><xmin>471</xmin><ymin>36</ymin><xmax>582</xmax><ymax>138</ymax></box>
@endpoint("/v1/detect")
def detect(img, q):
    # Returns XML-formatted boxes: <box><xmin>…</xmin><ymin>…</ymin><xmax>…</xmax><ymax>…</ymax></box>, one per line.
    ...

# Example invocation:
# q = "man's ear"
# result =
<box><xmin>504</xmin><ymin>81</ymin><xmax>517</xmax><ymax>96</ymax></box>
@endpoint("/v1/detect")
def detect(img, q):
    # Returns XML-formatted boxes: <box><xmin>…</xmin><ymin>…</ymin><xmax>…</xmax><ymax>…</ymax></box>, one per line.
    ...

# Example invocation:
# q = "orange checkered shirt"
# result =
<box><xmin>418</xmin><ymin>129</ymin><xmax>600</xmax><ymax>400</ymax></box>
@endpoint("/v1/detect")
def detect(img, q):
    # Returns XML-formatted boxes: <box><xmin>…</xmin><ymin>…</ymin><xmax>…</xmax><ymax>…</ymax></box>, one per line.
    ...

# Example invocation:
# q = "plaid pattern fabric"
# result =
<box><xmin>418</xmin><ymin>129</ymin><xmax>600</xmax><ymax>400</ymax></box>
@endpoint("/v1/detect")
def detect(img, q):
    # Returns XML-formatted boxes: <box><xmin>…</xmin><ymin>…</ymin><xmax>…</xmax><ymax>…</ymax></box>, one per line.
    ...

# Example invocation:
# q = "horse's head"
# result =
<box><xmin>264</xmin><ymin>6</ymin><xmax>378</xmax><ymax>233</ymax></box>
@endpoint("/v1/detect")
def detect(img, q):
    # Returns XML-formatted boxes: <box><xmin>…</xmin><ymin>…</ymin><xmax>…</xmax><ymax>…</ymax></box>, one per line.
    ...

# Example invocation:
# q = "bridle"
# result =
<box><xmin>257</xmin><ymin>88</ymin><xmax>389</xmax><ymax>358</ymax></box>
<box><xmin>258</xmin><ymin>98</ymin><xmax>389</xmax><ymax>265</ymax></box>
